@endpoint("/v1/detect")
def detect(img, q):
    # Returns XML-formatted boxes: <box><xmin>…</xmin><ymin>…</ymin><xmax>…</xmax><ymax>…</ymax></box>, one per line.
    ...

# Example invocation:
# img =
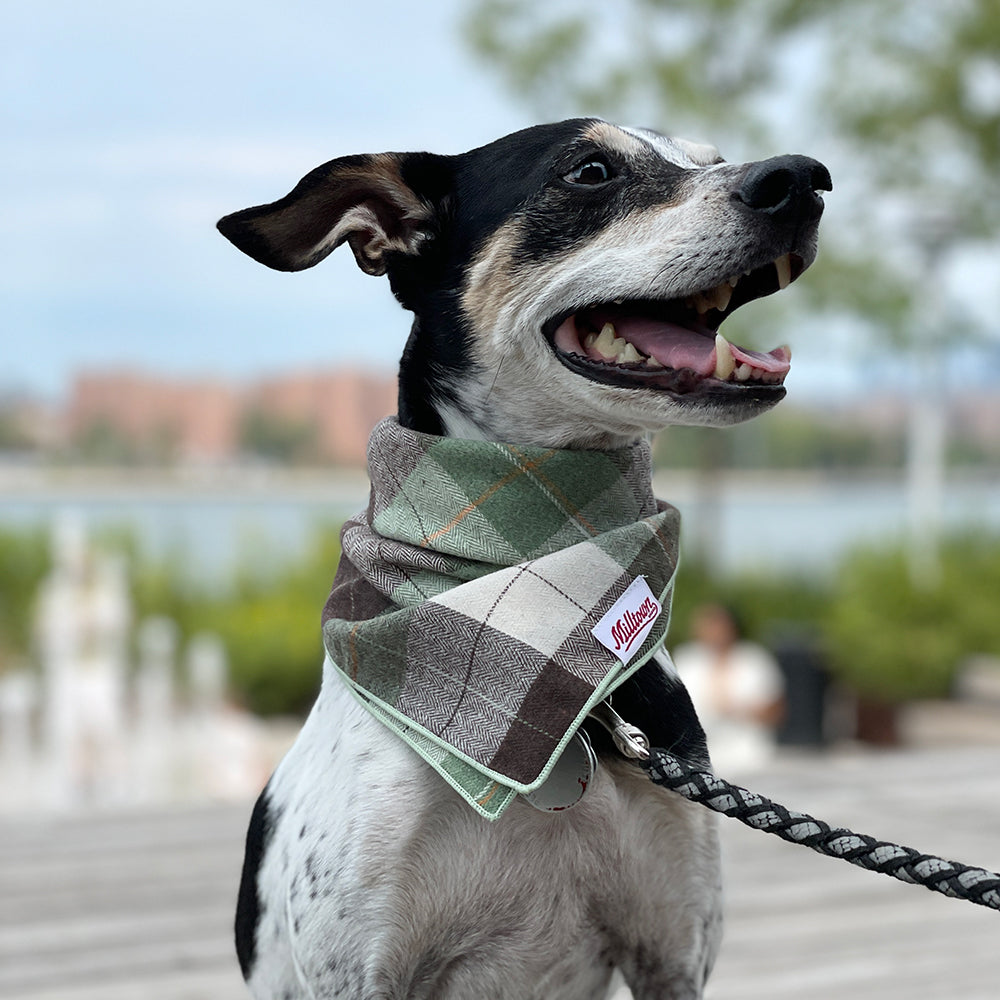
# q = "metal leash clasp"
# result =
<box><xmin>588</xmin><ymin>700</ymin><xmax>650</xmax><ymax>760</ymax></box>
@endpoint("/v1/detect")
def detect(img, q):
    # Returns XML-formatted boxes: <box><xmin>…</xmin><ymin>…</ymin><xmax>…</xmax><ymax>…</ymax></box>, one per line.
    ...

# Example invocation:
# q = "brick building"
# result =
<box><xmin>65</xmin><ymin>368</ymin><xmax>397</xmax><ymax>464</ymax></box>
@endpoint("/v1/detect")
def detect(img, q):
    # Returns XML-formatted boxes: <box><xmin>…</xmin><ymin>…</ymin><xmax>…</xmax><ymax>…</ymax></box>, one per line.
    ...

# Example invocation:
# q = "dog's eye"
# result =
<box><xmin>564</xmin><ymin>159</ymin><xmax>613</xmax><ymax>186</ymax></box>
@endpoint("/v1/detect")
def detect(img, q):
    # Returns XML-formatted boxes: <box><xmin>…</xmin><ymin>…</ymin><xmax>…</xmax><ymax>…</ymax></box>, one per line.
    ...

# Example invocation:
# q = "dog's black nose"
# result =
<box><xmin>736</xmin><ymin>155</ymin><xmax>832</xmax><ymax>220</ymax></box>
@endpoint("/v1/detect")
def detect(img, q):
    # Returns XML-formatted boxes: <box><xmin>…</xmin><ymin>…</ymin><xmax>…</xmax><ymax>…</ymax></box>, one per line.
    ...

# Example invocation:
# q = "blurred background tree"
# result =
<box><xmin>465</xmin><ymin>0</ymin><xmax>1000</xmax><ymax>577</ymax></box>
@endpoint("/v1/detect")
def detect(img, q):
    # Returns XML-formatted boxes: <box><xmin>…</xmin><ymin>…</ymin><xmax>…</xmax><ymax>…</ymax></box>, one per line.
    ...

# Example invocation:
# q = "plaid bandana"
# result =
<box><xmin>322</xmin><ymin>418</ymin><xmax>680</xmax><ymax>819</ymax></box>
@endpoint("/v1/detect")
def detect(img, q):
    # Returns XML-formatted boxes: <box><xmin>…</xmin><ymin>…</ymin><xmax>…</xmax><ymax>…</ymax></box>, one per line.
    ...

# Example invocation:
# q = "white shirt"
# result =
<box><xmin>672</xmin><ymin>640</ymin><xmax>783</xmax><ymax>774</ymax></box>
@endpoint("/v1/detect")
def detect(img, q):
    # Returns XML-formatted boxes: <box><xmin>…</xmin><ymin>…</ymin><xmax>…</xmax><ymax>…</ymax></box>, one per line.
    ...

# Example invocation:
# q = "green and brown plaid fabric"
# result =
<box><xmin>322</xmin><ymin>417</ymin><xmax>681</xmax><ymax>819</ymax></box>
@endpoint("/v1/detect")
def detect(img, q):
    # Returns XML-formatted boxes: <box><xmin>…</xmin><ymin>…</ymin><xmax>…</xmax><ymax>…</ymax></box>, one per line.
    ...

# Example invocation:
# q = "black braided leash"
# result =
<box><xmin>643</xmin><ymin>747</ymin><xmax>1000</xmax><ymax>912</ymax></box>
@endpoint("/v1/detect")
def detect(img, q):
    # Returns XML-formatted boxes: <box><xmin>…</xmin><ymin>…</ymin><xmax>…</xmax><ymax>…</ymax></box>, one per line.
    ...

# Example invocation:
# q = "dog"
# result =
<box><xmin>218</xmin><ymin>118</ymin><xmax>829</xmax><ymax>1000</ymax></box>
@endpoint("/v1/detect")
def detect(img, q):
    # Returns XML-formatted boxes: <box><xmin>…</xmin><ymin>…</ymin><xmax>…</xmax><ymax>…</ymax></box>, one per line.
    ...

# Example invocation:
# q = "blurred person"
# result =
<box><xmin>672</xmin><ymin>602</ymin><xmax>784</xmax><ymax>773</ymax></box>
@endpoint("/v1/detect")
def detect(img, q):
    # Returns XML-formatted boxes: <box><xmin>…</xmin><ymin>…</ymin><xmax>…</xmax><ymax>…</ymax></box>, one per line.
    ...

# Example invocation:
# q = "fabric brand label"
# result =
<box><xmin>591</xmin><ymin>576</ymin><xmax>662</xmax><ymax>665</ymax></box>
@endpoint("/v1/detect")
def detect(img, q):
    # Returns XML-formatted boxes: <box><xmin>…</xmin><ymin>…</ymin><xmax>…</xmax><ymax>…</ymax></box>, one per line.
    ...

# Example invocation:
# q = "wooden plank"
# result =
<box><xmin>0</xmin><ymin>804</ymin><xmax>249</xmax><ymax>1000</ymax></box>
<box><xmin>707</xmin><ymin>747</ymin><xmax>1000</xmax><ymax>1000</ymax></box>
<box><xmin>2</xmin><ymin>747</ymin><xmax>998</xmax><ymax>999</ymax></box>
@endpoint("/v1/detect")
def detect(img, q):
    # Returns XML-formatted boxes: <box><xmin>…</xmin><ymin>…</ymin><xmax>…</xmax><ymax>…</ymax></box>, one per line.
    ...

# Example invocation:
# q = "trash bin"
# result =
<box><xmin>769</xmin><ymin>626</ymin><xmax>829</xmax><ymax>747</ymax></box>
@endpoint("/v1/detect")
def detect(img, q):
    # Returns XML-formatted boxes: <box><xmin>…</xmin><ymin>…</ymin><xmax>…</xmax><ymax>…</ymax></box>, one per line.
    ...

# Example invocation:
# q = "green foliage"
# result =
<box><xmin>239</xmin><ymin>408</ymin><xmax>318</xmax><ymax>464</ymax></box>
<box><xmin>206</xmin><ymin>527</ymin><xmax>341</xmax><ymax>715</ymax></box>
<box><xmin>0</xmin><ymin>412</ymin><xmax>33</xmax><ymax>451</ymax></box>
<box><xmin>825</xmin><ymin>534</ymin><xmax>1000</xmax><ymax>701</ymax></box>
<box><xmin>0</xmin><ymin>526</ymin><xmax>49</xmax><ymax>667</ymax></box>
<box><xmin>71</xmin><ymin>418</ymin><xmax>140</xmax><ymax>464</ymax></box>
<box><xmin>4</xmin><ymin>517</ymin><xmax>998</xmax><ymax>714</ymax></box>
<box><xmin>69</xmin><ymin>418</ymin><xmax>179</xmax><ymax>465</ymax></box>
<box><xmin>463</xmin><ymin>0</ymin><xmax>1000</xmax><ymax>347</ymax></box>
<box><xmin>6</xmin><ymin>522</ymin><xmax>342</xmax><ymax>716</ymax></box>
<box><xmin>669</xmin><ymin>558</ymin><xmax>829</xmax><ymax>650</ymax></box>
<box><xmin>673</xmin><ymin>532</ymin><xmax>1000</xmax><ymax>704</ymax></box>
<box><xmin>653</xmin><ymin>409</ymin><xmax>907</xmax><ymax>471</ymax></box>
<box><xmin>465</xmin><ymin>0</ymin><xmax>591</xmax><ymax>108</ymax></box>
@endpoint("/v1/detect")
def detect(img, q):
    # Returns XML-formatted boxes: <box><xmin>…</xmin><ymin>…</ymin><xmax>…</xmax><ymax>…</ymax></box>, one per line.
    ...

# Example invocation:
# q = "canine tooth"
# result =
<box><xmin>734</xmin><ymin>363</ymin><xmax>753</xmax><ymax>382</ymax></box>
<box><xmin>728</xmin><ymin>275</ymin><xmax>740</xmax><ymax>287</ymax></box>
<box><xmin>645</xmin><ymin>355</ymin><xmax>663</xmax><ymax>368</ymax></box>
<box><xmin>713</xmin><ymin>334</ymin><xmax>736</xmax><ymax>380</ymax></box>
<box><xmin>714</xmin><ymin>282</ymin><xmax>733</xmax><ymax>312</ymax></box>
<box><xmin>619</xmin><ymin>342</ymin><xmax>643</xmax><ymax>364</ymax></box>
<box><xmin>778</xmin><ymin>343</ymin><xmax>792</xmax><ymax>361</ymax></box>
<box><xmin>583</xmin><ymin>332</ymin><xmax>598</xmax><ymax>349</ymax></box>
<box><xmin>593</xmin><ymin>323</ymin><xmax>618</xmax><ymax>357</ymax></box>
<box><xmin>775</xmin><ymin>253</ymin><xmax>792</xmax><ymax>290</ymax></box>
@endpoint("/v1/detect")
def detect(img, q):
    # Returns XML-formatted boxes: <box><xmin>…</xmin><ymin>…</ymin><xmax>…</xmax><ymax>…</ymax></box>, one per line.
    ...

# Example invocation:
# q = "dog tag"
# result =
<box><xmin>520</xmin><ymin>730</ymin><xmax>597</xmax><ymax>812</ymax></box>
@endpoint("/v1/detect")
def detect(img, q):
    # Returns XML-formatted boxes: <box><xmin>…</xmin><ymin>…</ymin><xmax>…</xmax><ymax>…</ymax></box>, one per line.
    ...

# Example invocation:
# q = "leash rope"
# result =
<box><xmin>643</xmin><ymin>747</ymin><xmax>1000</xmax><ymax>912</ymax></box>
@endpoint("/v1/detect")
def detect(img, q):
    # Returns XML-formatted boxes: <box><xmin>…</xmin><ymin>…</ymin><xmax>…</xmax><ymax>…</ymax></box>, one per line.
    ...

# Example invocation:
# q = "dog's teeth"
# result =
<box><xmin>734</xmin><ymin>363</ymin><xmax>753</xmax><ymax>382</ymax></box>
<box><xmin>692</xmin><ymin>292</ymin><xmax>711</xmax><ymax>314</ymax></box>
<box><xmin>593</xmin><ymin>323</ymin><xmax>618</xmax><ymax>357</ymax></box>
<box><xmin>612</xmin><ymin>298</ymin><xmax>624</xmax><ymax>305</ymax></box>
<box><xmin>713</xmin><ymin>334</ymin><xmax>736</xmax><ymax>380</ymax></box>
<box><xmin>775</xmin><ymin>253</ymin><xmax>792</xmax><ymax>290</ymax></box>
<box><xmin>713</xmin><ymin>282</ymin><xmax>733</xmax><ymax>313</ymax></box>
<box><xmin>618</xmin><ymin>342</ymin><xmax>643</xmax><ymax>364</ymax></box>
<box><xmin>728</xmin><ymin>274</ymin><xmax>740</xmax><ymax>287</ymax></box>
<box><xmin>583</xmin><ymin>332</ymin><xmax>598</xmax><ymax>349</ymax></box>
<box><xmin>645</xmin><ymin>355</ymin><xmax>663</xmax><ymax>368</ymax></box>
<box><xmin>778</xmin><ymin>343</ymin><xmax>792</xmax><ymax>361</ymax></box>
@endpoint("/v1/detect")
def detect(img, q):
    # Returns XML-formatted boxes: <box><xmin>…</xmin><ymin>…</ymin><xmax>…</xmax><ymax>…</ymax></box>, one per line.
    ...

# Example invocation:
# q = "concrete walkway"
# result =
<box><xmin>2</xmin><ymin>745</ymin><xmax>998</xmax><ymax>1000</ymax></box>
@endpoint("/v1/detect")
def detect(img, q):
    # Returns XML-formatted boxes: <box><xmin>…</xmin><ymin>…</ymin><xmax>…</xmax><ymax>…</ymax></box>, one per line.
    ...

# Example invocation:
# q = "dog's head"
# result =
<box><xmin>218</xmin><ymin>119</ymin><xmax>830</xmax><ymax>448</ymax></box>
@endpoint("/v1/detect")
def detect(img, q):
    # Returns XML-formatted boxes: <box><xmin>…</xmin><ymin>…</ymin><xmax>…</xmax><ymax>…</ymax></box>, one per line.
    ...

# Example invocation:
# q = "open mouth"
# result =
<box><xmin>546</xmin><ymin>253</ymin><xmax>805</xmax><ymax>398</ymax></box>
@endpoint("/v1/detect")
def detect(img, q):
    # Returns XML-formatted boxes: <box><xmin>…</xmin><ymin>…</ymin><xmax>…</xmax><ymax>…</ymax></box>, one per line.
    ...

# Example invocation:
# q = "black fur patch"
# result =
<box><xmin>235</xmin><ymin>784</ymin><xmax>274</xmax><ymax>979</ymax></box>
<box><xmin>584</xmin><ymin>658</ymin><xmax>710</xmax><ymax>770</ymax></box>
<box><xmin>393</xmin><ymin>121</ymin><xmax>613</xmax><ymax>432</ymax></box>
<box><xmin>510</xmin><ymin>143</ymin><xmax>690</xmax><ymax>265</ymax></box>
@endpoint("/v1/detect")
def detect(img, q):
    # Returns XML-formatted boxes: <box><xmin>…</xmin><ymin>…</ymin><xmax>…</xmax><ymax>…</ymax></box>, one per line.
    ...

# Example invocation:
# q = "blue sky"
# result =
<box><xmin>2</xmin><ymin>0</ymin><xmax>528</xmax><ymax>399</ymax></box>
<box><xmin>4</xmin><ymin>2</ymin><xmax>997</xmax><ymax>405</ymax></box>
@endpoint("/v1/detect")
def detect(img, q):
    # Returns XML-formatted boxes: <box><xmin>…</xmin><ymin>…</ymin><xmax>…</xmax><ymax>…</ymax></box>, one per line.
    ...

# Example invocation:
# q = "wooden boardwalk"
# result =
<box><xmin>2</xmin><ymin>745</ymin><xmax>998</xmax><ymax>1000</ymax></box>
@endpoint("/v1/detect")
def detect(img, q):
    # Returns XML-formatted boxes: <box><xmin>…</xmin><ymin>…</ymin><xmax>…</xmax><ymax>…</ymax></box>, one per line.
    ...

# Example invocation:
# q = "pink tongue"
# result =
<box><xmin>607</xmin><ymin>316</ymin><xmax>791</xmax><ymax>376</ymax></box>
<box><xmin>619</xmin><ymin>317</ymin><xmax>717</xmax><ymax>375</ymax></box>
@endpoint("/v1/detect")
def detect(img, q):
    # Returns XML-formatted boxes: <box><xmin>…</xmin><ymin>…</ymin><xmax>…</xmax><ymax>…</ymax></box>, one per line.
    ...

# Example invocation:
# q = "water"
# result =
<box><xmin>658</xmin><ymin>470</ymin><xmax>1000</xmax><ymax>576</ymax></box>
<box><xmin>1</xmin><ymin>467</ymin><xmax>997</xmax><ymax>581</ymax></box>
<box><xmin>0</xmin><ymin>468</ymin><xmax>369</xmax><ymax>583</ymax></box>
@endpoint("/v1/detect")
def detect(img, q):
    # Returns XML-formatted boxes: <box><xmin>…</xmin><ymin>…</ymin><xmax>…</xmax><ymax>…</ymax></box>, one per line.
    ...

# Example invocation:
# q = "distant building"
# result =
<box><xmin>63</xmin><ymin>368</ymin><xmax>397</xmax><ymax>465</ymax></box>
<box><xmin>0</xmin><ymin>394</ymin><xmax>62</xmax><ymax>452</ymax></box>
<box><xmin>247</xmin><ymin>369</ymin><xmax>397</xmax><ymax>465</ymax></box>
<box><xmin>68</xmin><ymin>371</ymin><xmax>242</xmax><ymax>463</ymax></box>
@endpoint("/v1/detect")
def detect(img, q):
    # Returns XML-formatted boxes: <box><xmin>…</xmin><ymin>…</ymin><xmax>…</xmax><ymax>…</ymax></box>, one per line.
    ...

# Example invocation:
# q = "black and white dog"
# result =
<box><xmin>219</xmin><ymin>119</ymin><xmax>829</xmax><ymax>1000</ymax></box>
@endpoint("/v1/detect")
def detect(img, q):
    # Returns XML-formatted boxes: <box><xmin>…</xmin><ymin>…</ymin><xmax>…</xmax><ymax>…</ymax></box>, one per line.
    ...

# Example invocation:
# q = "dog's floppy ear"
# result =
<box><xmin>217</xmin><ymin>152</ymin><xmax>446</xmax><ymax>275</ymax></box>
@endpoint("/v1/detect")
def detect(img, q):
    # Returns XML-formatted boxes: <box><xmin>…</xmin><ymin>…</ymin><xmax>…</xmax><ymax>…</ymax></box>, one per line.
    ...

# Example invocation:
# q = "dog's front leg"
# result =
<box><xmin>600</xmin><ymin>764</ymin><xmax>723</xmax><ymax>1000</ymax></box>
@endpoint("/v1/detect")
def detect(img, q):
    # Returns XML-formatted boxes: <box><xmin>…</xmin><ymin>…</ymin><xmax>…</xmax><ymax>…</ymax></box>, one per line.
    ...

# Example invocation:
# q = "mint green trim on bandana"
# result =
<box><xmin>322</xmin><ymin>418</ymin><xmax>681</xmax><ymax>819</ymax></box>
